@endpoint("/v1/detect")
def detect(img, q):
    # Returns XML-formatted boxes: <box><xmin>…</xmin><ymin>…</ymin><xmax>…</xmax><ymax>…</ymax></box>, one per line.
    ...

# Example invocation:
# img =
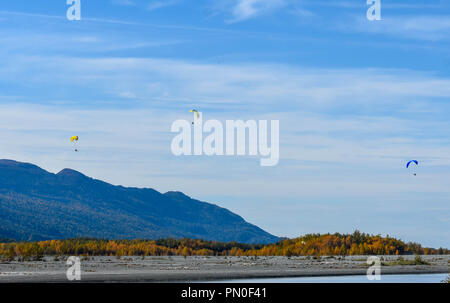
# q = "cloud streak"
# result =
<box><xmin>349</xmin><ymin>15</ymin><xmax>450</xmax><ymax>41</ymax></box>
<box><xmin>147</xmin><ymin>0</ymin><xmax>179</xmax><ymax>11</ymax></box>
<box><xmin>214</xmin><ymin>0</ymin><xmax>312</xmax><ymax>23</ymax></box>
<box><xmin>230</xmin><ymin>0</ymin><xmax>287</xmax><ymax>21</ymax></box>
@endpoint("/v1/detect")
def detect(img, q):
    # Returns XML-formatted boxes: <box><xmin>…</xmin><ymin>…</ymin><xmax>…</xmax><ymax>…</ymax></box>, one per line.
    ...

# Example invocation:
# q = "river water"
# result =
<box><xmin>216</xmin><ymin>273</ymin><xmax>448</xmax><ymax>283</ymax></box>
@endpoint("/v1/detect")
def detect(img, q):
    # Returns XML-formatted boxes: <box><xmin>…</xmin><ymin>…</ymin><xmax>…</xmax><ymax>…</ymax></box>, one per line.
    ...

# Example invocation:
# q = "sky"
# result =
<box><xmin>0</xmin><ymin>0</ymin><xmax>449</xmax><ymax>248</ymax></box>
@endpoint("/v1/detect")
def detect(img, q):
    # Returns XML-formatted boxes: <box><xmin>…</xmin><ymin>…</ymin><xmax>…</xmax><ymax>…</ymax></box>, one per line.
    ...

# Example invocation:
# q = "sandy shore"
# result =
<box><xmin>0</xmin><ymin>255</ymin><xmax>448</xmax><ymax>283</ymax></box>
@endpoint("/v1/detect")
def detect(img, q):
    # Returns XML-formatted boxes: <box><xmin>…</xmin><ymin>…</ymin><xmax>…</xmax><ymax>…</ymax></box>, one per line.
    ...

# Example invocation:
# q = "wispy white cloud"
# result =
<box><xmin>0</xmin><ymin>10</ymin><xmax>263</xmax><ymax>36</ymax></box>
<box><xmin>350</xmin><ymin>15</ymin><xmax>450</xmax><ymax>41</ymax></box>
<box><xmin>3</xmin><ymin>55</ymin><xmax>450</xmax><ymax>112</ymax></box>
<box><xmin>111</xmin><ymin>0</ymin><xmax>136</xmax><ymax>6</ymax></box>
<box><xmin>0</xmin><ymin>10</ymin><xmax>65</xmax><ymax>20</ymax></box>
<box><xmin>111</xmin><ymin>0</ymin><xmax>181</xmax><ymax>11</ymax></box>
<box><xmin>304</xmin><ymin>0</ymin><xmax>447</xmax><ymax>9</ymax></box>
<box><xmin>147</xmin><ymin>0</ymin><xmax>179</xmax><ymax>11</ymax></box>
<box><xmin>217</xmin><ymin>0</ymin><xmax>313</xmax><ymax>23</ymax></box>
<box><xmin>0</xmin><ymin>28</ymin><xmax>185</xmax><ymax>55</ymax></box>
<box><xmin>211</xmin><ymin>1</ymin><xmax>450</xmax><ymax>40</ymax></box>
<box><xmin>231</xmin><ymin>0</ymin><xmax>286</xmax><ymax>21</ymax></box>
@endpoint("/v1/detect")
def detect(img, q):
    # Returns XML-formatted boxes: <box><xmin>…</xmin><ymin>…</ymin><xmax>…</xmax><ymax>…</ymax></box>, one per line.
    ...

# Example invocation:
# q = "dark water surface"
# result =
<box><xmin>214</xmin><ymin>273</ymin><xmax>448</xmax><ymax>283</ymax></box>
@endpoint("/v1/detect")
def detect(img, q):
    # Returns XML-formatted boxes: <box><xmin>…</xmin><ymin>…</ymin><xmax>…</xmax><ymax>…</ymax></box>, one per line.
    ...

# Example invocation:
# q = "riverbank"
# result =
<box><xmin>0</xmin><ymin>255</ymin><xmax>448</xmax><ymax>283</ymax></box>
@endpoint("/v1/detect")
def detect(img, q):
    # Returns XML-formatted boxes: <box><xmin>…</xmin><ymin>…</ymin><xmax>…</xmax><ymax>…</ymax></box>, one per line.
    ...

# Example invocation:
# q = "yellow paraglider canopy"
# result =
<box><xmin>70</xmin><ymin>136</ymin><xmax>79</xmax><ymax>142</ymax></box>
<box><xmin>189</xmin><ymin>109</ymin><xmax>199</xmax><ymax>119</ymax></box>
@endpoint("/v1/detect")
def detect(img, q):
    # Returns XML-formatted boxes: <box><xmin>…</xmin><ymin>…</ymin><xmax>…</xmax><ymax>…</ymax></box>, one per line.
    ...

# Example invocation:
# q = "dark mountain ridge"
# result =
<box><xmin>0</xmin><ymin>159</ymin><xmax>278</xmax><ymax>244</ymax></box>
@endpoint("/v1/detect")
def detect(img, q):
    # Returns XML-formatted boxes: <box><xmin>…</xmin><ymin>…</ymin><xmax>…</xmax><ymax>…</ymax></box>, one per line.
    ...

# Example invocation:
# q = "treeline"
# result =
<box><xmin>0</xmin><ymin>231</ymin><xmax>448</xmax><ymax>259</ymax></box>
<box><xmin>242</xmin><ymin>231</ymin><xmax>449</xmax><ymax>257</ymax></box>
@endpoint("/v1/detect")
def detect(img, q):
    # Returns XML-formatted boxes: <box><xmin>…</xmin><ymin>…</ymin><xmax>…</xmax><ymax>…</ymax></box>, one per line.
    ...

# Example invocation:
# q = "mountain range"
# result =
<box><xmin>0</xmin><ymin>159</ymin><xmax>278</xmax><ymax>244</ymax></box>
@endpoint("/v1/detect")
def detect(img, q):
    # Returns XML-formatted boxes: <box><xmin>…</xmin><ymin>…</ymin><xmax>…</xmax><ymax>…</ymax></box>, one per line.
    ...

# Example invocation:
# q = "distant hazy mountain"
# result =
<box><xmin>0</xmin><ymin>160</ymin><xmax>278</xmax><ymax>244</ymax></box>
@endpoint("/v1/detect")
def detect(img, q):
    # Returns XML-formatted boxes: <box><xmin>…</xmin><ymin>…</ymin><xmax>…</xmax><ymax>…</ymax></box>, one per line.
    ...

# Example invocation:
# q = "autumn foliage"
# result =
<box><xmin>0</xmin><ymin>231</ymin><xmax>447</xmax><ymax>259</ymax></box>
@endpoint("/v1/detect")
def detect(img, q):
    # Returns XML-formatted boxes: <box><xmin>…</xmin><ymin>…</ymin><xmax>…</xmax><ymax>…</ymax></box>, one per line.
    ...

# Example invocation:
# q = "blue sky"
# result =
<box><xmin>0</xmin><ymin>0</ymin><xmax>449</xmax><ymax>247</ymax></box>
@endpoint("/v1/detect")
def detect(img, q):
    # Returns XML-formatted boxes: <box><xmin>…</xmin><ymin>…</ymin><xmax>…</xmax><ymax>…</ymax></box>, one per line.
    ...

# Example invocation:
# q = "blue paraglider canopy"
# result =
<box><xmin>406</xmin><ymin>160</ymin><xmax>418</xmax><ymax>168</ymax></box>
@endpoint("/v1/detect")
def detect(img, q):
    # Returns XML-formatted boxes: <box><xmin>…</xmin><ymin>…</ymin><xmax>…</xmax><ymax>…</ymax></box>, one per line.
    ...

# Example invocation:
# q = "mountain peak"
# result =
<box><xmin>164</xmin><ymin>191</ymin><xmax>191</xmax><ymax>200</ymax></box>
<box><xmin>0</xmin><ymin>159</ymin><xmax>20</xmax><ymax>165</ymax></box>
<box><xmin>0</xmin><ymin>159</ymin><xmax>50</xmax><ymax>176</ymax></box>
<box><xmin>56</xmin><ymin>168</ymin><xmax>92</xmax><ymax>185</ymax></box>
<box><xmin>57</xmin><ymin>168</ymin><xmax>87</xmax><ymax>178</ymax></box>
<box><xmin>0</xmin><ymin>159</ymin><xmax>42</xmax><ymax>170</ymax></box>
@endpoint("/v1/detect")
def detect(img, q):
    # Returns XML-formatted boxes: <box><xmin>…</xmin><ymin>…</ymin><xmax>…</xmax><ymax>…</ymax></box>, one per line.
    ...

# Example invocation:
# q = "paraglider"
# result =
<box><xmin>190</xmin><ymin>109</ymin><xmax>199</xmax><ymax>125</ymax></box>
<box><xmin>406</xmin><ymin>160</ymin><xmax>418</xmax><ymax>176</ymax></box>
<box><xmin>71</xmin><ymin>136</ymin><xmax>79</xmax><ymax>152</ymax></box>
